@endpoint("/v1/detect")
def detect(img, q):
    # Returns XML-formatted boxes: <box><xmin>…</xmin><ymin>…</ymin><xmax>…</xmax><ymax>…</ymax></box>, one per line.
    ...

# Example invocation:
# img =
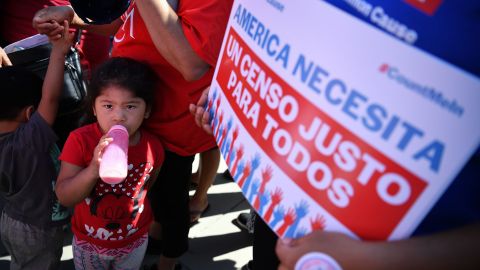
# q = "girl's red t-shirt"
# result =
<box><xmin>60</xmin><ymin>123</ymin><xmax>164</xmax><ymax>248</ymax></box>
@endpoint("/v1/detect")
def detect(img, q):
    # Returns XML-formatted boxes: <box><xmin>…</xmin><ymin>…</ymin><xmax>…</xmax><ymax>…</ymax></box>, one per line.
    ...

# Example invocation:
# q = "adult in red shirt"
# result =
<box><xmin>0</xmin><ymin>0</ymin><xmax>110</xmax><ymax>72</ymax></box>
<box><xmin>33</xmin><ymin>0</ymin><xmax>233</xmax><ymax>269</ymax></box>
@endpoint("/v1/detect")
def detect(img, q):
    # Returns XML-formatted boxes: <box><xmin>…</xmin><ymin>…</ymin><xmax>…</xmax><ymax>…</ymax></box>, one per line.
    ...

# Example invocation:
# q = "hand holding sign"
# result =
<box><xmin>209</xmin><ymin>0</ymin><xmax>480</xmax><ymax>242</ymax></box>
<box><xmin>276</xmin><ymin>231</ymin><xmax>359</xmax><ymax>270</ymax></box>
<box><xmin>190</xmin><ymin>86</ymin><xmax>214</xmax><ymax>135</ymax></box>
<box><xmin>209</xmin><ymin>0</ymin><xmax>480</xmax><ymax>269</ymax></box>
<box><xmin>275</xmin><ymin>221</ymin><xmax>480</xmax><ymax>270</ymax></box>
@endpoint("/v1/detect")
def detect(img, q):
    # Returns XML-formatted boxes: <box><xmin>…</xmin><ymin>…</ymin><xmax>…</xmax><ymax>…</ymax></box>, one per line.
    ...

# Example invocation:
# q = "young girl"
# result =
<box><xmin>56</xmin><ymin>57</ymin><xmax>164</xmax><ymax>270</ymax></box>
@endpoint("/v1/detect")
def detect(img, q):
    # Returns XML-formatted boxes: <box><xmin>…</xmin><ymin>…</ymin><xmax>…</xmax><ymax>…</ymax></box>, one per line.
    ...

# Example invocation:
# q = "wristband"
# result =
<box><xmin>294</xmin><ymin>252</ymin><xmax>343</xmax><ymax>270</ymax></box>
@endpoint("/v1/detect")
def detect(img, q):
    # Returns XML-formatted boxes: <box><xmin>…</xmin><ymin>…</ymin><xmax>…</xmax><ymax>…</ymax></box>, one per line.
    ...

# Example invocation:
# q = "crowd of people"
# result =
<box><xmin>1</xmin><ymin>0</ymin><xmax>231</xmax><ymax>269</ymax></box>
<box><xmin>0</xmin><ymin>0</ymin><xmax>479</xmax><ymax>270</ymax></box>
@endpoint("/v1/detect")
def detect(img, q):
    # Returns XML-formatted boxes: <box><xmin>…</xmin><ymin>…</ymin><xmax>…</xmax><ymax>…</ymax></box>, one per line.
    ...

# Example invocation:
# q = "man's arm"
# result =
<box><xmin>276</xmin><ymin>223</ymin><xmax>480</xmax><ymax>270</ymax></box>
<box><xmin>33</xmin><ymin>6</ymin><xmax>122</xmax><ymax>38</ymax></box>
<box><xmin>136</xmin><ymin>0</ymin><xmax>210</xmax><ymax>81</ymax></box>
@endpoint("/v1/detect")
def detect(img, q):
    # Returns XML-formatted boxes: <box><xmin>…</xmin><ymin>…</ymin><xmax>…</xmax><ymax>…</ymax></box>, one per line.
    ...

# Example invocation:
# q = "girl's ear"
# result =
<box><xmin>25</xmin><ymin>105</ymin><xmax>35</xmax><ymax>121</ymax></box>
<box><xmin>92</xmin><ymin>106</ymin><xmax>97</xmax><ymax>117</ymax></box>
<box><xmin>144</xmin><ymin>106</ymin><xmax>152</xmax><ymax>119</ymax></box>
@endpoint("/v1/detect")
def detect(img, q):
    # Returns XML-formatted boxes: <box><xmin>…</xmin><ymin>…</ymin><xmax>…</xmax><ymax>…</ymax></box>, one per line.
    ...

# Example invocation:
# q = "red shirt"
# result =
<box><xmin>59</xmin><ymin>123</ymin><xmax>164</xmax><ymax>248</ymax></box>
<box><xmin>111</xmin><ymin>0</ymin><xmax>233</xmax><ymax>155</ymax></box>
<box><xmin>0</xmin><ymin>0</ymin><xmax>110</xmax><ymax>71</ymax></box>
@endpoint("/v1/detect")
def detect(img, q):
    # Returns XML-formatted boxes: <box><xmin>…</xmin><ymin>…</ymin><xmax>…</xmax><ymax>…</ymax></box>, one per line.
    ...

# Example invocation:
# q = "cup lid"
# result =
<box><xmin>108</xmin><ymin>124</ymin><xmax>128</xmax><ymax>132</ymax></box>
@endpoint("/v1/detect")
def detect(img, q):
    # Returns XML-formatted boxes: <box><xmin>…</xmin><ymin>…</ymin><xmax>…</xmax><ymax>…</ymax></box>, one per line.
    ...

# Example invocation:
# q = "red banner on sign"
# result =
<box><xmin>216</xmin><ymin>28</ymin><xmax>428</xmax><ymax>239</ymax></box>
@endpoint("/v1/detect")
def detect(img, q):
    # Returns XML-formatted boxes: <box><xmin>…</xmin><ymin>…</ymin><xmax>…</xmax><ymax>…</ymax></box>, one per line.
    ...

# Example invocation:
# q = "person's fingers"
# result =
<box><xmin>201</xmin><ymin>110</ymin><xmax>210</xmax><ymax>125</ymax></box>
<box><xmin>191</xmin><ymin>86</ymin><xmax>213</xmax><ymax>132</ymax></box>
<box><xmin>2</xmin><ymin>53</ymin><xmax>12</xmax><ymax>66</ymax></box>
<box><xmin>46</xmin><ymin>27</ymin><xmax>65</xmax><ymax>38</ymax></box>
<box><xmin>197</xmin><ymin>86</ymin><xmax>210</xmax><ymax>106</ymax></box>
<box><xmin>278</xmin><ymin>237</ymin><xmax>300</xmax><ymax>249</ymax></box>
<box><xmin>36</xmin><ymin>22</ymin><xmax>57</xmax><ymax>33</ymax></box>
<box><xmin>191</xmin><ymin>86</ymin><xmax>216</xmax><ymax>134</ymax></box>
<box><xmin>62</xmin><ymin>20</ymin><xmax>69</xmax><ymax>37</ymax></box>
<box><xmin>33</xmin><ymin>23</ymin><xmax>50</xmax><ymax>34</ymax></box>
<box><xmin>194</xmin><ymin>106</ymin><xmax>205</xmax><ymax>127</ymax></box>
<box><xmin>98</xmin><ymin>137</ymin><xmax>113</xmax><ymax>151</ymax></box>
<box><xmin>189</xmin><ymin>104</ymin><xmax>197</xmax><ymax>116</ymax></box>
<box><xmin>190</xmin><ymin>103</ymin><xmax>213</xmax><ymax>134</ymax></box>
<box><xmin>202</xmin><ymin>124</ymin><xmax>213</xmax><ymax>135</ymax></box>
<box><xmin>49</xmin><ymin>36</ymin><xmax>62</xmax><ymax>41</ymax></box>
<box><xmin>51</xmin><ymin>21</ymin><xmax>65</xmax><ymax>38</ymax></box>
<box><xmin>191</xmin><ymin>105</ymin><xmax>200</xmax><ymax>126</ymax></box>
<box><xmin>276</xmin><ymin>238</ymin><xmax>289</xmax><ymax>260</ymax></box>
<box><xmin>95</xmin><ymin>137</ymin><xmax>113</xmax><ymax>161</ymax></box>
<box><xmin>50</xmin><ymin>22</ymin><xmax>65</xmax><ymax>36</ymax></box>
<box><xmin>197</xmin><ymin>94</ymin><xmax>207</xmax><ymax>108</ymax></box>
<box><xmin>32</xmin><ymin>13</ymin><xmax>50</xmax><ymax>28</ymax></box>
<box><xmin>0</xmin><ymin>51</ymin><xmax>12</xmax><ymax>67</ymax></box>
<box><xmin>276</xmin><ymin>238</ymin><xmax>302</xmax><ymax>269</ymax></box>
<box><xmin>63</xmin><ymin>20</ymin><xmax>75</xmax><ymax>43</ymax></box>
<box><xmin>201</xmin><ymin>111</ymin><xmax>213</xmax><ymax>135</ymax></box>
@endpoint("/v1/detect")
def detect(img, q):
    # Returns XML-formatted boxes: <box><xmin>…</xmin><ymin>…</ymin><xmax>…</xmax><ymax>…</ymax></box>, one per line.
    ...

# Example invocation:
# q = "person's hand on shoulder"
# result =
<box><xmin>0</xmin><ymin>47</ymin><xmax>12</xmax><ymax>67</ymax></box>
<box><xmin>33</xmin><ymin>6</ymin><xmax>74</xmax><ymax>38</ymax></box>
<box><xmin>189</xmin><ymin>86</ymin><xmax>213</xmax><ymax>135</ymax></box>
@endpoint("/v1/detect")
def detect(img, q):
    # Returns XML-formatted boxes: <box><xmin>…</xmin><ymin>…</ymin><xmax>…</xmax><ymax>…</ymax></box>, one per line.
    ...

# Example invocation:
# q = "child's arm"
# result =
<box><xmin>37</xmin><ymin>20</ymin><xmax>74</xmax><ymax>126</ymax></box>
<box><xmin>56</xmin><ymin>135</ymin><xmax>112</xmax><ymax>207</ymax></box>
<box><xmin>276</xmin><ymin>223</ymin><xmax>480</xmax><ymax>270</ymax></box>
<box><xmin>33</xmin><ymin>6</ymin><xmax>123</xmax><ymax>38</ymax></box>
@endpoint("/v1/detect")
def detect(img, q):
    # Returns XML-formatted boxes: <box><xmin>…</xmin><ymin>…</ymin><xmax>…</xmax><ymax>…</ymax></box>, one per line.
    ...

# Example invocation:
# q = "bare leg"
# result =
<box><xmin>189</xmin><ymin>148</ymin><xmax>220</xmax><ymax>222</ymax></box>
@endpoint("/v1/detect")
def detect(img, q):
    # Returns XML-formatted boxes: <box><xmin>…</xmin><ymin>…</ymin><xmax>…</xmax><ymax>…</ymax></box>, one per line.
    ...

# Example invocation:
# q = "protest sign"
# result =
<box><xmin>209</xmin><ymin>0</ymin><xmax>480</xmax><ymax>240</ymax></box>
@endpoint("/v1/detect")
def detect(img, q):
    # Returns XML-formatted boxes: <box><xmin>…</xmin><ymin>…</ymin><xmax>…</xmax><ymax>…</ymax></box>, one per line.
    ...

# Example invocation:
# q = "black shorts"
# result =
<box><xmin>148</xmin><ymin>151</ymin><xmax>194</xmax><ymax>258</ymax></box>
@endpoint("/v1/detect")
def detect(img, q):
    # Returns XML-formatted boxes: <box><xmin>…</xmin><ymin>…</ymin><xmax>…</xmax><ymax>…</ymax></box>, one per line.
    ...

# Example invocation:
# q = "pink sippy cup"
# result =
<box><xmin>99</xmin><ymin>125</ymin><xmax>129</xmax><ymax>184</ymax></box>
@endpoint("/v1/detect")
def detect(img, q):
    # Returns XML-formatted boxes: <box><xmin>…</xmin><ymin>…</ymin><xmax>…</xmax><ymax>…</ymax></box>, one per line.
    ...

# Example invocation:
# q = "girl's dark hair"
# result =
<box><xmin>0</xmin><ymin>66</ymin><xmax>42</xmax><ymax>120</ymax></box>
<box><xmin>83</xmin><ymin>57</ymin><xmax>157</xmax><ymax>123</ymax></box>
